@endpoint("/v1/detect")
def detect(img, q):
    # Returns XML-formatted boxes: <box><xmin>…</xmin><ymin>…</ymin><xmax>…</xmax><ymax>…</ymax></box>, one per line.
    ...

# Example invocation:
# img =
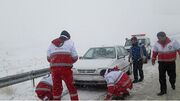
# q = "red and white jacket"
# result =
<box><xmin>47</xmin><ymin>38</ymin><xmax>78</xmax><ymax>67</ymax></box>
<box><xmin>104</xmin><ymin>70</ymin><xmax>132</xmax><ymax>100</ymax></box>
<box><xmin>152</xmin><ymin>37</ymin><xmax>180</xmax><ymax>62</ymax></box>
<box><xmin>35</xmin><ymin>74</ymin><xmax>53</xmax><ymax>100</ymax></box>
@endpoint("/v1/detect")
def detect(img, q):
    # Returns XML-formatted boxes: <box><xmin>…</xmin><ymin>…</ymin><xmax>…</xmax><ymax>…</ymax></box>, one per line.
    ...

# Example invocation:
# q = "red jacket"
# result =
<box><xmin>152</xmin><ymin>37</ymin><xmax>180</xmax><ymax>62</ymax></box>
<box><xmin>47</xmin><ymin>38</ymin><xmax>78</xmax><ymax>67</ymax></box>
<box><xmin>104</xmin><ymin>70</ymin><xmax>133</xmax><ymax>100</ymax></box>
<box><xmin>36</xmin><ymin>82</ymin><xmax>53</xmax><ymax>100</ymax></box>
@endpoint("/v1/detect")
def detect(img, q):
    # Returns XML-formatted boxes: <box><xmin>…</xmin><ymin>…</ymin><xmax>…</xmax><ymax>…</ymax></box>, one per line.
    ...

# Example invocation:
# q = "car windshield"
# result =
<box><xmin>125</xmin><ymin>40</ymin><xmax>132</xmax><ymax>46</ymax></box>
<box><xmin>138</xmin><ymin>39</ymin><xmax>146</xmax><ymax>45</ymax></box>
<box><xmin>125</xmin><ymin>39</ymin><xmax>146</xmax><ymax>46</ymax></box>
<box><xmin>83</xmin><ymin>47</ymin><xmax>116</xmax><ymax>59</ymax></box>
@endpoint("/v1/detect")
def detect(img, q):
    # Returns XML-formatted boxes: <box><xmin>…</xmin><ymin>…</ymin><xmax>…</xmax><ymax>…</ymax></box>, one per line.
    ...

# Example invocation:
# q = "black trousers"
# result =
<box><xmin>158</xmin><ymin>61</ymin><xmax>176</xmax><ymax>92</ymax></box>
<box><xmin>133</xmin><ymin>60</ymin><xmax>144</xmax><ymax>81</ymax></box>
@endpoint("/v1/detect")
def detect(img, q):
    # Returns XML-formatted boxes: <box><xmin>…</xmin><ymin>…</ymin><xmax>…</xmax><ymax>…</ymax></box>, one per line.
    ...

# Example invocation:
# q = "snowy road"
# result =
<box><xmin>127</xmin><ymin>58</ymin><xmax>180</xmax><ymax>100</ymax></box>
<box><xmin>62</xmin><ymin>85</ymin><xmax>106</xmax><ymax>100</ymax></box>
<box><xmin>0</xmin><ymin>58</ymin><xmax>179</xmax><ymax>100</ymax></box>
<box><xmin>62</xmin><ymin>58</ymin><xmax>180</xmax><ymax>100</ymax></box>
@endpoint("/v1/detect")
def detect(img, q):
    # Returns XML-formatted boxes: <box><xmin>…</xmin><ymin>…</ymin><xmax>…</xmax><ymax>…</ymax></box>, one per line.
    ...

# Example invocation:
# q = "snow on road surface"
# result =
<box><xmin>127</xmin><ymin>57</ymin><xmax>180</xmax><ymax>100</ymax></box>
<box><xmin>62</xmin><ymin>85</ymin><xmax>106</xmax><ymax>100</ymax></box>
<box><xmin>0</xmin><ymin>56</ymin><xmax>180</xmax><ymax>100</ymax></box>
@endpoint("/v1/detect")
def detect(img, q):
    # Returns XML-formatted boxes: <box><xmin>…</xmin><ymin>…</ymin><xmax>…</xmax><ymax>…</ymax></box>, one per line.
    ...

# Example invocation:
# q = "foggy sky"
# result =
<box><xmin>0</xmin><ymin>0</ymin><xmax>180</xmax><ymax>56</ymax></box>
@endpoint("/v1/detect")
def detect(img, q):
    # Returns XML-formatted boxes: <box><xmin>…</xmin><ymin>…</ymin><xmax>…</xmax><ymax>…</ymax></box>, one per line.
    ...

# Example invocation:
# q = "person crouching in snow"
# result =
<box><xmin>35</xmin><ymin>73</ymin><xmax>53</xmax><ymax>100</ymax></box>
<box><xmin>100</xmin><ymin>67</ymin><xmax>133</xmax><ymax>100</ymax></box>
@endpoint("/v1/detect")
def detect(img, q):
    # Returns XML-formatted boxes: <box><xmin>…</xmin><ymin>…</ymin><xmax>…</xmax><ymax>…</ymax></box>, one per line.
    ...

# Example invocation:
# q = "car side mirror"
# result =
<box><xmin>117</xmin><ymin>55</ymin><xmax>125</xmax><ymax>59</ymax></box>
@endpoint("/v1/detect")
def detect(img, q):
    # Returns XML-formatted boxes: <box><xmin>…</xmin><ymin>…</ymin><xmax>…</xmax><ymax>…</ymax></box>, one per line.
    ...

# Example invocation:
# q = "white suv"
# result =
<box><xmin>72</xmin><ymin>45</ymin><xmax>132</xmax><ymax>85</ymax></box>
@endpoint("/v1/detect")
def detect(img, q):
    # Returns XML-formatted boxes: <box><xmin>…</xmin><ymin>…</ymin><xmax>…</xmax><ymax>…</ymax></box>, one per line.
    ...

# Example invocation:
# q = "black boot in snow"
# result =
<box><xmin>171</xmin><ymin>85</ymin><xmax>175</xmax><ymax>90</ymax></box>
<box><xmin>157</xmin><ymin>91</ymin><xmax>167</xmax><ymax>96</ymax></box>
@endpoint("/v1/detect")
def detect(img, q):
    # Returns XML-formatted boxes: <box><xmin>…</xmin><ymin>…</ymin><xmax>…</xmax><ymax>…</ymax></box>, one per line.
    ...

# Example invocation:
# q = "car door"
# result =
<box><xmin>114</xmin><ymin>46</ymin><xmax>126</xmax><ymax>71</ymax></box>
<box><xmin>119</xmin><ymin>46</ymin><xmax>132</xmax><ymax>73</ymax></box>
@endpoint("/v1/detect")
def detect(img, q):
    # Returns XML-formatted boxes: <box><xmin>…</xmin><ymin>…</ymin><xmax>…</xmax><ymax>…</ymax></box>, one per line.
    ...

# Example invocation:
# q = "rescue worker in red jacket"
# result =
<box><xmin>47</xmin><ymin>30</ymin><xmax>79</xmax><ymax>100</ymax></box>
<box><xmin>152</xmin><ymin>32</ymin><xmax>180</xmax><ymax>96</ymax></box>
<box><xmin>35</xmin><ymin>73</ymin><xmax>53</xmax><ymax>100</ymax></box>
<box><xmin>100</xmin><ymin>67</ymin><xmax>133</xmax><ymax>100</ymax></box>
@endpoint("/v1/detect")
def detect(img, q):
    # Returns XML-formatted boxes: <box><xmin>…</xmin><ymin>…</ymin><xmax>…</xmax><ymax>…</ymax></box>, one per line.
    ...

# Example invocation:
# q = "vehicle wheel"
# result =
<box><xmin>127</xmin><ymin>64</ymin><xmax>132</xmax><ymax>75</ymax></box>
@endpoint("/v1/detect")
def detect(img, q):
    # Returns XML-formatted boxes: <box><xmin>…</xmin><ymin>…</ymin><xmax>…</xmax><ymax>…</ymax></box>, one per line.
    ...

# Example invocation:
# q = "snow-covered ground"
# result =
<box><xmin>127</xmin><ymin>57</ymin><xmax>180</xmax><ymax>100</ymax></box>
<box><xmin>0</xmin><ymin>47</ymin><xmax>48</xmax><ymax>100</ymax></box>
<box><xmin>0</xmin><ymin>49</ymin><xmax>48</xmax><ymax>78</ymax></box>
<box><xmin>0</xmin><ymin>37</ymin><xmax>180</xmax><ymax>100</ymax></box>
<box><xmin>1</xmin><ymin>58</ymin><xmax>178</xmax><ymax>100</ymax></box>
<box><xmin>1</xmin><ymin>0</ymin><xmax>180</xmax><ymax>100</ymax></box>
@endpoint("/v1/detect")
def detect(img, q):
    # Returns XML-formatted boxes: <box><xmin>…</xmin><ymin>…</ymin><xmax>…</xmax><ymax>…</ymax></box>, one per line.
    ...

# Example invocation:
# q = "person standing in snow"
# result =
<box><xmin>100</xmin><ymin>67</ymin><xmax>133</xmax><ymax>100</ymax></box>
<box><xmin>35</xmin><ymin>73</ymin><xmax>53</xmax><ymax>100</ymax></box>
<box><xmin>47</xmin><ymin>30</ymin><xmax>79</xmax><ymax>100</ymax></box>
<box><xmin>128</xmin><ymin>36</ymin><xmax>147</xmax><ymax>83</ymax></box>
<box><xmin>152</xmin><ymin>31</ymin><xmax>180</xmax><ymax>96</ymax></box>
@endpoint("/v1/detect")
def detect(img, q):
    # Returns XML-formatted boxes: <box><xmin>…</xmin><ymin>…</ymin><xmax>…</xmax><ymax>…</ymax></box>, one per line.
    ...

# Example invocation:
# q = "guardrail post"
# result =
<box><xmin>32</xmin><ymin>78</ymin><xmax>35</xmax><ymax>87</ymax></box>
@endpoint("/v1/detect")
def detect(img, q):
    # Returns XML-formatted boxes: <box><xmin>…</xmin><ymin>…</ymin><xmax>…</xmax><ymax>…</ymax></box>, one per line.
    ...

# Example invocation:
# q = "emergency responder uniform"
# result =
<box><xmin>35</xmin><ymin>74</ymin><xmax>53</xmax><ymax>100</ymax></box>
<box><xmin>47</xmin><ymin>30</ymin><xmax>79</xmax><ymax>100</ymax></box>
<box><xmin>152</xmin><ymin>32</ymin><xmax>180</xmax><ymax>96</ymax></box>
<box><xmin>129</xmin><ymin>36</ymin><xmax>147</xmax><ymax>83</ymax></box>
<box><xmin>100</xmin><ymin>68</ymin><xmax>133</xmax><ymax>100</ymax></box>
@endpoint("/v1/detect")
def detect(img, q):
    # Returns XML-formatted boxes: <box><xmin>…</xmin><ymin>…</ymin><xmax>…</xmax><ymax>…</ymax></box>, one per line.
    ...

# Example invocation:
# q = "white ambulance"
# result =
<box><xmin>124</xmin><ymin>34</ymin><xmax>152</xmax><ymax>59</ymax></box>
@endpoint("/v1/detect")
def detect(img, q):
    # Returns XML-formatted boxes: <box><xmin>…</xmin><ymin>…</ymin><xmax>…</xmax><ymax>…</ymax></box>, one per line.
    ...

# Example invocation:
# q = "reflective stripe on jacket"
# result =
<box><xmin>47</xmin><ymin>38</ymin><xmax>78</xmax><ymax>67</ymax></box>
<box><xmin>104</xmin><ymin>71</ymin><xmax>132</xmax><ymax>100</ymax></box>
<box><xmin>152</xmin><ymin>38</ymin><xmax>180</xmax><ymax>62</ymax></box>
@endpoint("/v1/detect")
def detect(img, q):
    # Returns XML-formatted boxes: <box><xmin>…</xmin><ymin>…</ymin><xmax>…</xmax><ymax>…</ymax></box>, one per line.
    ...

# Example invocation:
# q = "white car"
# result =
<box><xmin>72</xmin><ymin>45</ymin><xmax>132</xmax><ymax>85</ymax></box>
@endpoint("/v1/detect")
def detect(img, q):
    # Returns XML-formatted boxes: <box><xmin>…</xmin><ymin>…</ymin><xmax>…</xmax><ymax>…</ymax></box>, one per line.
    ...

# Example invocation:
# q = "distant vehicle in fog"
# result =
<box><xmin>72</xmin><ymin>45</ymin><xmax>132</xmax><ymax>85</ymax></box>
<box><xmin>124</xmin><ymin>34</ymin><xmax>152</xmax><ymax>59</ymax></box>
